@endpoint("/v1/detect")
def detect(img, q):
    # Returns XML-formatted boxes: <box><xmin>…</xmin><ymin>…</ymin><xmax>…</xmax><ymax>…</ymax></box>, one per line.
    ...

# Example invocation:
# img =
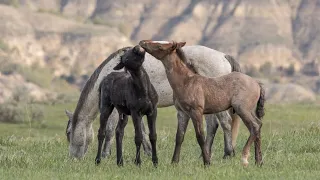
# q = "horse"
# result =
<box><xmin>95</xmin><ymin>45</ymin><xmax>158</xmax><ymax>166</ymax></box>
<box><xmin>139</xmin><ymin>40</ymin><xmax>265</xmax><ymax>166</ymax></box>
<box><xmin>65</xmin><ymin>44</ymin><xmax>242</xmax><ymax>159</ymax></box>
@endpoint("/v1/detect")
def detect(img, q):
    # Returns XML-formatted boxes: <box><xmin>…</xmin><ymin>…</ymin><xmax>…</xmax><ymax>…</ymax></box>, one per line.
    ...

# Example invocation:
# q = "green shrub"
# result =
<box><xmin>259</xmin><ymin>61</ymin><xmax>273</xmax><ymax>75</ymax></box>
<box><xmin>0</xmin><ymin>39</ymin><xmax>10</xmax><ymax>52</ymax></box>
<box><xmin>18</xmin><ymin>63</ymin><xmax>53</xmax><ymax>88</ymax></box>
<box><xmin>0</xmin><ymin>61</ymin><xmax>54</xmax><ymax>88</ymax></box>
<box><xmin>0</xmin><ymin>102</ymin><xmax>25</xmax><ymax>123</ymax></box>
<box><xmin>0</xmin><ymin>61</ymin><xmax>19</xmax><ymax>75</ymax></box>
<box><xmin>0</xmin><ymin>102</ymin><xmax>44</xmax><ymax>124</ymax></box>
<box><xmin>246</xmin><ymin>66</ymin><xmax>261</xmax><ymax>77</ymax></box>
<box><xmin>1</xmin><ymin>0</ymin><xmax>19</xmax><ymax>8</ymax></box>
<box><xmin>91</xmin><ymin>17</ymin><xmax>113</xmax><ymax>26</ymax></box>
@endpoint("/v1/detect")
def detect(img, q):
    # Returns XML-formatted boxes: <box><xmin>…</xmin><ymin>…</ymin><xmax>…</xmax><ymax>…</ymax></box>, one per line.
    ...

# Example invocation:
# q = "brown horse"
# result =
<box><xmin>139</xmin><ymin>40</ymin><xmax>265</xmax><ymax>166</ymax></box>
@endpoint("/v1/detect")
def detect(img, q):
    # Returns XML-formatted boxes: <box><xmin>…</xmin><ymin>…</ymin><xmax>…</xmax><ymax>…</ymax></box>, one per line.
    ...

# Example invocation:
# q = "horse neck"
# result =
<box><xmin>128</xmin><ymin>67</ymin><xmax>150</xmax><ymax>97</ymax></box>
<box><xmin>162</xmin><ymin>52</ymin><xmax>195</xmax><ymax>89</ymax></box>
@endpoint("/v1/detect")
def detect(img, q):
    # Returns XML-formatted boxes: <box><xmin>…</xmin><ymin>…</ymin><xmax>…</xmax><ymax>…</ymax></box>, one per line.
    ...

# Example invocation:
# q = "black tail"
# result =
<box><xmin>256</xmin><ymin>82</ymin><xmax>265</xmax><ymax>119</ymax></box>
<box><xmin>225</xmin><ymin>55</ymin><xmax>241</xmax><ymax>72</ymax></box>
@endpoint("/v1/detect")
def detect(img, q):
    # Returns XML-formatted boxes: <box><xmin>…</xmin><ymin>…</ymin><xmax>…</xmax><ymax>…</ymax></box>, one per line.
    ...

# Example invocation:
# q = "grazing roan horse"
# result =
<box><xmin>65</xmin><ymin>44</ymin><xmax>242</xmax><ymax>159</ymax></box>
<box><xmin>95</xmin><ymin>45</ymin><xmax>158</xmax><ymax>167</ymax></box>
<box><xmin>139</xmin><ymin>40</ymin><xmax>265</xmax><ymax>166</ymax></box>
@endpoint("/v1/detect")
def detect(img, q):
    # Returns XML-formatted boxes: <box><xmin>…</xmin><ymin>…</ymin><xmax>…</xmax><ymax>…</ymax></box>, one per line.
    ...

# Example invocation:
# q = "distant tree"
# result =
<box><xmin>259</xmin><ymin>61</ymin><xmax>272</xmax><ymax>76</ymax></box>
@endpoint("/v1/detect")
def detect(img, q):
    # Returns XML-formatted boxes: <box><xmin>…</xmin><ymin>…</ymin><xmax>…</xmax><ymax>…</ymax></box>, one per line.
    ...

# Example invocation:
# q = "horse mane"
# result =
<box><xmin>176</xmin><ymin>48</ymin><xmax>197</xmax><ymax>74</ymax></box>
<box><xmin>72</xmin><ymin>46</ymin><xmax>132</xmax><ymax>128</ymax></box>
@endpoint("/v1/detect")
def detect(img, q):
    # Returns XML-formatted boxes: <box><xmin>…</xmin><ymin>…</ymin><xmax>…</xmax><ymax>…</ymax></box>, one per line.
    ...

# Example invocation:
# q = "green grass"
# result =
<box><xmin>0</xmin><ymin>103</ymin><xmax>320</xmax><ymax>179</ymax></box>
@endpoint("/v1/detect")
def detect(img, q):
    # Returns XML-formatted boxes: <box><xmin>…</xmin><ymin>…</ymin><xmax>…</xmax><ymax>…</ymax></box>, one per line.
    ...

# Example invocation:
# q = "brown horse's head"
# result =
<box><xmin>65</xmin><ymin>109</ymin><xmax>73</xmax><ymax>142</ymax></box>
<box><xmin>139</xmin><ymin>40</ymin><xmax>186</xmax><ymax>60</ymax></box>
<box><xmin>114</xmin><ymin>45</ymin><xmax>146</xmax><ymax>71</ymax></box>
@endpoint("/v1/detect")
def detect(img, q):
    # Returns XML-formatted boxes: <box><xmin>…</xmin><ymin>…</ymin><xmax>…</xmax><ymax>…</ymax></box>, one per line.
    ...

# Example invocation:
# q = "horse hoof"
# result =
<box><xmin>223</xmin><ymin>154</ymin><xmax>231</xmax><ymax>159</ymax></box>
<box><xmin>95</xmin><ymin>158</ymin><xmax>101</xmax><ymax>165</ymax></box>
<box><xmin>152</xmin><ymin>160</ymin><xmax>158</xmax><ymax>168</ymax></box>
<box><xmin>171</xmin><ymin>159</ymin><xmax>180</xmax><ymax>165</ymax></box>
<box><xmin>134</xmin><ymin>160</ymin><xmax>141</xmax><ymax>167</ymax></box>
<box><xmin>241</xmin><ymin>159</ymin><xmax>249</xmax><ymax>167</ymax></box>
<box><xmin>117</xmin><ymin>162</ymin><xmax>124</xmax><ymax>167</ymax></box>
<box><xmin>255</xmin><ymin>161</ymin><xmax>263</xmax><ymax>167</ymax></box>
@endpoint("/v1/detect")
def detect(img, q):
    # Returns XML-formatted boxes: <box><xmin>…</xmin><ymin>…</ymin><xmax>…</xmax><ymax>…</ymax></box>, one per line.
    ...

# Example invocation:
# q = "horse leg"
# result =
<box><xmin>230</xmin><ymin>111</ymin><xmax>241</xmax><ymax>149</ymax></box>
<box><xmin>147</xmin><ymin>108</ymin><xmax>158</xmax><ymax>167</ymax></box>
<box><xmin>102</xmin><ymin>109</ymin><xmax>118</xmax><ymax>158</ymax></box>
<box><xmin>95</xmin><ymin>105</ymin><xmax>114</xmax><ymax>165</ymax></box>
<box><xmin>253</xmin><ymin>113</ymin><xmax>263</xmax><ymax>166</ymax></box>
<box><xmin>235</xmin><ymin>108</ymin><xmax>259</xmax><ymax>167</ymax></box>
<box><xmin>132</xmin><ymin>112</ymin><xmax>143</xmax><ymax>166</ymax></box>
<box><xmin>171</xmin><ymin>110</ymin><xmax>189</xmax><ymax>164</ymax></box>
<box><xmin>141</xmin><ymin>119</ymin><xmax>152</xmax><ymax>156</ymax></box>
<box><xmin>116</xmin><ymin>114</ymin><xmax>129</xmax><ymax>166</ymax></box>
<box><xmin>189</xmin><ymin>109</ymin><xmax>210</xmax><ymax>166</ymax></box>
<box><xmin>216</xmin><ymin>111</ymin><xmax>234</xmax><ymax>158</ymax></box>
<box><xmin>204</xmin><ymin>114</ymin><xmax>219</xmax><ymax>158</ymax></box>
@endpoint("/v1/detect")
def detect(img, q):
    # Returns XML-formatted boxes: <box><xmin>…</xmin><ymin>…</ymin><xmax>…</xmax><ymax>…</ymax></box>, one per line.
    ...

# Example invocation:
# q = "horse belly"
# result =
<box><xmin>203</xmin><ymin>103</ymin><xmax>231</xmax><ymax>114</ymax></box>
<box><xmin>203</xmin><ymin>96</ymin><xmax>232</xmax><ymax>114</ymax></box>
<box><xmin>115</xmin><ymin>105</ymin><xmax>131</xmax><ymax>115</ymax></box>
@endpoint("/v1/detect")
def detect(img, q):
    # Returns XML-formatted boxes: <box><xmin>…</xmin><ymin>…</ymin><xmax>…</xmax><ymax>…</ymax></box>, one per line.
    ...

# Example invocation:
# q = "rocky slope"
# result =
<box><xmin>0</xmin><ymin>0</ymin><xmax>319</xmax><ymax>103</ymax></box>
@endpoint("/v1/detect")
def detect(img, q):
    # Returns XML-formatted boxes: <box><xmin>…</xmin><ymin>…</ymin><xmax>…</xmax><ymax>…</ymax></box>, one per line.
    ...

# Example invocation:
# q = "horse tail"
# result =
<box><xmin>256</xmin><ymin>82</ymin><xmax>266</xmax><ymax>120</ymax></box>
<box><xmin>225</xmin><ymin>55</ymin><xmax>241</xmax><ymax>72</ymax></box>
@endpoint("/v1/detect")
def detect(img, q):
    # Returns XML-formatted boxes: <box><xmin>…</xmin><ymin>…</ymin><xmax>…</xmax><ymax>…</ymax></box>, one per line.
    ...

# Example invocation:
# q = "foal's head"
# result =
<box><xmin>114</xmin><ymin>45</ymin><xmax>146</xmax><ymax>71</ymax></box>
<box><xmin>139</xmin><ymin>40</ymin><xmax>186</xmax><ymax>60</ymax></box>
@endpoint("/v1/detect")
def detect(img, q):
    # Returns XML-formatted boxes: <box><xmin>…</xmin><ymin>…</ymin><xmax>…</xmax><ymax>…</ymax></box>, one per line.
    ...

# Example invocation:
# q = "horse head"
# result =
<box><xmin>139</xmin><ymin>40</ymin><xmax>186</xmax><ymax>60</ymax></box>
<box><xmin>114</xmin><ymin>45</ymin><xmax>146</xmax><ymax>71</ymax></box>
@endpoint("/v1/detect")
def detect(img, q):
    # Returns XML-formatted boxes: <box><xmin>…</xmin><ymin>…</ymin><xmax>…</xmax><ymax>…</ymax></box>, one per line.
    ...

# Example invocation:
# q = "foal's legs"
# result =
<box><xmin>95</xmin><ymin>105</ymin><xmax>114</xmax><ymax>164</ymax></box>
<box><xmin>132</xmin><ymin>112</ymin><xmax>143</xmax><ymax>166</ymax></box>
<box><xmin>253</xmin><ymin>114</ymin><xmax>263</xmax><ymax>166</ymax></box>
<box><xmin>116</xmin><ymin>114</ymin><xmax>129</xmax><ymax>166</ymax></box>
<box><xmin>216</xmin><ymin>111</ymin><xmax>234</xmax><ymax>158</ymax></box>
<box><xmin>189</xmin><ymin>110</ymin><xmax>210</xmax><ymax>165</ymax></box>
<box><xmin>102</xmin><ymin>110</ymin><xmax>152</xmax><ymax>158</ymax></box>
<box><xmin>147</xmin><ymin>108</ymin><xmax>158</xmax><ymax>167</ymax></box>
<box><xmin>204</xmin><ymin>114</ymin><xmax>219</xmax><ymax>157</ymax></box>
<box><xmin>172</xmin><ymin>110</ymin><xmax>190</xmax><ymax>164</ymax></box>
<box><xmin>235</xmin><ymin>108</ymin><xmax>262</xmax><ymax>166</ymax></box>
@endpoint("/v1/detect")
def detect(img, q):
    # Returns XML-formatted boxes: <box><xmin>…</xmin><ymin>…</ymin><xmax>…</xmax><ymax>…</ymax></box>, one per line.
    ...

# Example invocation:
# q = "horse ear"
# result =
<box><xmin>176</xmin><ymin>42</ymin><xmax>186</xmax><ymax>49</ymax></box>
<box><xmin>113</xmin><ymin>62</ymin><xmax>125</xmax><ymax>70</ymax></box>
<box><xmin>65</xmin><ymin>109</ymin><xmax>73</xmax><ymax>119</ymax></box>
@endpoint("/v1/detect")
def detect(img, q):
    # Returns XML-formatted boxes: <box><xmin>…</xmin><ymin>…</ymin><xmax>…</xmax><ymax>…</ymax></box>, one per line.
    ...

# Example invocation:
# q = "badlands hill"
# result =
<box><xmin>0</xmin><ymin>0</ymin><xmax>319</xmax><ymax>103</ymax></box>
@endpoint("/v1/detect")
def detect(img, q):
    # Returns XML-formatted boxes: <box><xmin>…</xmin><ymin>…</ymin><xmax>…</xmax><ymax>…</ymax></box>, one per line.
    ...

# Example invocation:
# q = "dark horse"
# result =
<box><xmin>140</xmin><ymin>40</ymin><xmax>265</xmax><ymax>166</ymax></box>
<box><xmin>95</xmin><ymin>45</ymin><xmax>158</xmax><ymax>167</ymax></box>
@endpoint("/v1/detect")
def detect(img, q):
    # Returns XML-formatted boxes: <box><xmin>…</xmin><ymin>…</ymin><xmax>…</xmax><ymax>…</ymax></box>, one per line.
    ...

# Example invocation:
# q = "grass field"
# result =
<box><xmin>0</xmin><ymin>102</ymin><xmax>320</xmax><ymax>180</ymax></box>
